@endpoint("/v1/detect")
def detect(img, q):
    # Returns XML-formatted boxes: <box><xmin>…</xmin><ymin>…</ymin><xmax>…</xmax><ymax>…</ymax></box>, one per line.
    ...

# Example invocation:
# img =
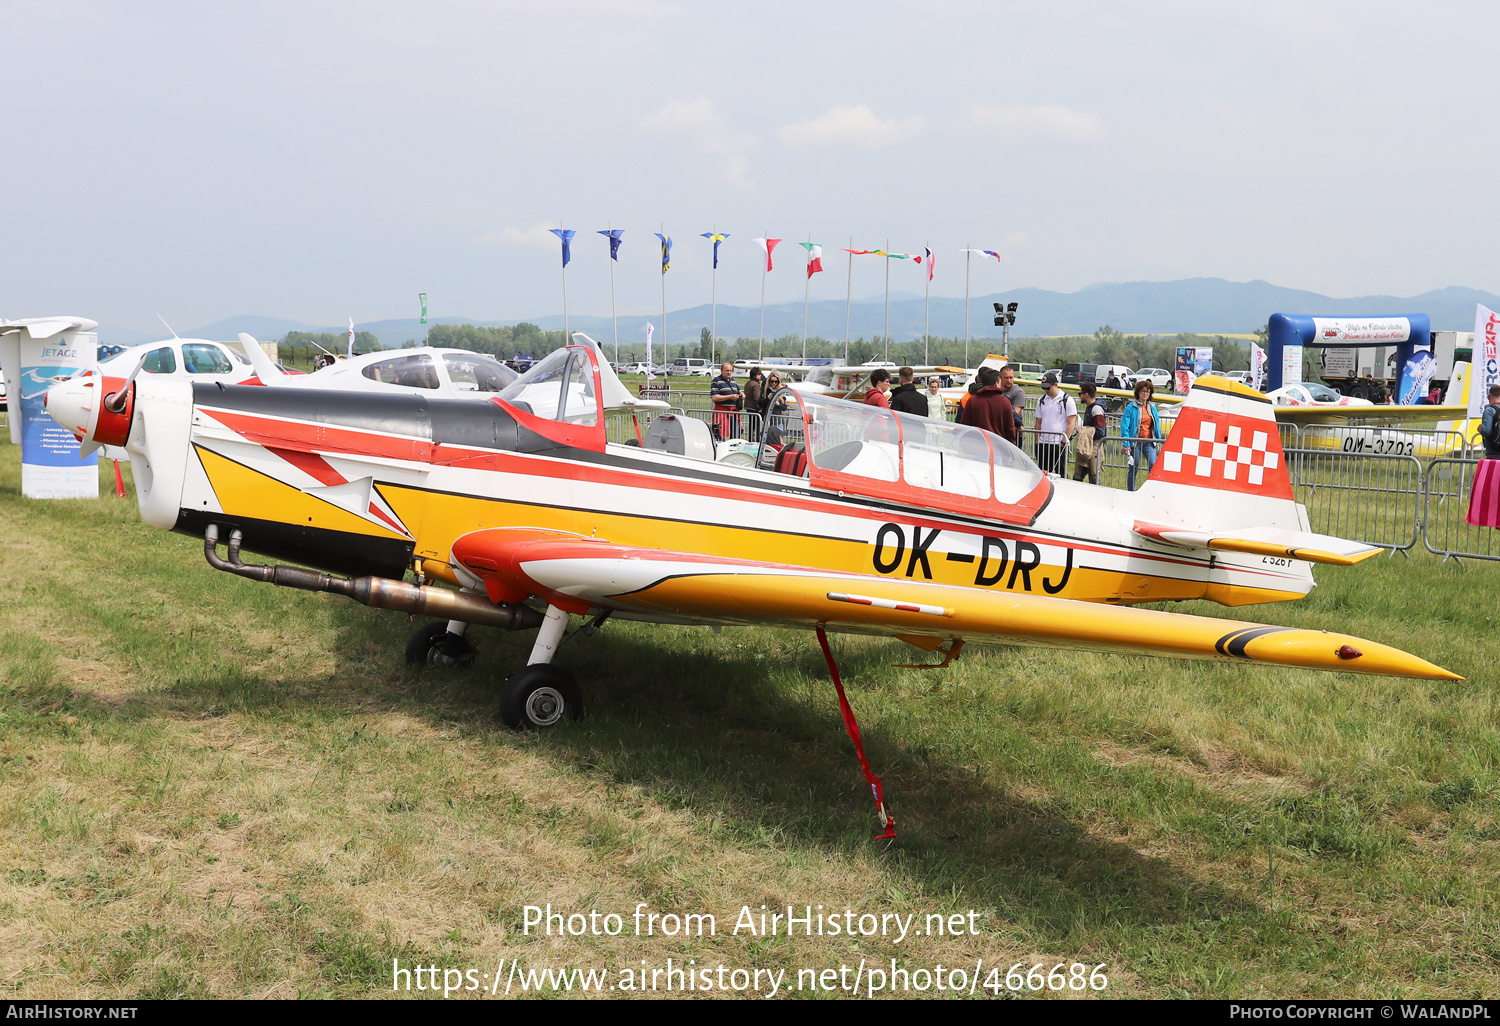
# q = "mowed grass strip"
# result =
<box><xmin>0</xmin><ymin>444</ymin><xmax>1497</xmax><ymax>999</ymax></box>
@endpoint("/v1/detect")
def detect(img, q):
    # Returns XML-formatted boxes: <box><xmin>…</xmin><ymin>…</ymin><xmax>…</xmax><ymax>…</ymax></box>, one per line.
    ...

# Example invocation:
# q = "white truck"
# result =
<box><xmin>1320</xmin><ymin>330</ymin><xmax>1471</xmax><ymax>401</ymax></box>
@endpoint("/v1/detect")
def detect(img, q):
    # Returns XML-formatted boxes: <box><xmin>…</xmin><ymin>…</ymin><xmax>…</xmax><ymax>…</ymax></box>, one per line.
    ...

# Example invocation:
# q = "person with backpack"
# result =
<box><xmin>1466</xmin><ymin>385</ymin><xmax>1500</xmax><ymax>529</ymax></box>
<box><xmin>1072</xmin><ymin>381</ymin><xmax>1108</xmax><ymax>484</ymax></box>
<box><xmin>1483</xmin><ymin>385</ymin><xmax>1500</xmax><ymax>460</ymax></box>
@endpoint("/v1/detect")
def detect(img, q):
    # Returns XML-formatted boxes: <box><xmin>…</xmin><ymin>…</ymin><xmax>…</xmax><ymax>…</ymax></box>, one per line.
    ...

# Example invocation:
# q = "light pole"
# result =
<box><xmin>993</xmin><ymin>301</ymin><xmax>1018</xmax><ymax>358</ymax></box>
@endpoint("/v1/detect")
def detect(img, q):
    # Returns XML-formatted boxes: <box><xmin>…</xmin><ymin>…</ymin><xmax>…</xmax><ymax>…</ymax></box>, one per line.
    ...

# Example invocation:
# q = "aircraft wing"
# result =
<box><xmin>1271</xmin><ymin>404</ymin><xmax>1469</xmax><ymax>426</ymax></box>
<box><xmin>450</xmin><ymin>531</ymin><xmax>1457</xmax><ymax>680</ymax></box>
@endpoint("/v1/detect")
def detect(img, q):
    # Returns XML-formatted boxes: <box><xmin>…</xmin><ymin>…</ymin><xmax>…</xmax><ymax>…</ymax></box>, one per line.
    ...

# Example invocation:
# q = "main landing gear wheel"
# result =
<box><xmin>500</xmin><ymin>664</ymin><xmax>583</xmax><ymax>729</ymax></box>
<box><xmin>405</xmin><ymin>621</ymin><xmax>477</xmax><ymax>667</ymax></box>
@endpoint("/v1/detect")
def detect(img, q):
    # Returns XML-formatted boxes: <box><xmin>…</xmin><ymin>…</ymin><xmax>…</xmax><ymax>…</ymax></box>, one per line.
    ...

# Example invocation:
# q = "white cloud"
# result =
<box><xmin>639</xmin><ymin>97</ymin><xmax>754</xmax><ymax>191</ymax></box>
<box><xmin>640</xmin><ymin>96</ymin><xmax>722</xmax><ymax>133</ymax></box>
<box><xmin>777</xmin><ymin>105</ymin><xmax>924</xmax><ymax>149</ymax></box>
<box><xmin>473</xmin><ymin>223</ymin><xmax>560</xmax><ymax>247</ymax></box>
<box><xmin>970</xmin><ymin>104</ymin><xmax>1106</xmax><ymax>143</ymax></box>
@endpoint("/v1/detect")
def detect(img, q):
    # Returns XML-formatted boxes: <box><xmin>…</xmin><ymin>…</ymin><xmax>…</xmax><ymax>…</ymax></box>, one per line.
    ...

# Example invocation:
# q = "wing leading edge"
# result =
<box><xmin>449</xmin><ymin>531</ymin><xmax>1458</xmax><ymax>681</ymax></box>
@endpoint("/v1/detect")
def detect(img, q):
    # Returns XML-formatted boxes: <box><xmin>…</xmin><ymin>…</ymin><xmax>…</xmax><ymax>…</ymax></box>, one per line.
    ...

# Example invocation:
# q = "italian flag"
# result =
<box><xmin>800</xmin><ymin>242</ymin><xmax>823</xmax><ymax>277</ymax></box>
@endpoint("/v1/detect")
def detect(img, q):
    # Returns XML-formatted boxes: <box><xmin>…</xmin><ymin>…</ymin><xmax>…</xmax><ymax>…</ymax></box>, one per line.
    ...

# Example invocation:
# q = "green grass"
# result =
<box><xmin>0</xmin><ymin>444</ymin><xmax>1497</xmax><ymax>998</ymax></box>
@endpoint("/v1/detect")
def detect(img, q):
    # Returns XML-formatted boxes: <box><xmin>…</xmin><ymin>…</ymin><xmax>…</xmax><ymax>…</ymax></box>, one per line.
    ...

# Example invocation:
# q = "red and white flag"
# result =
<box><xmin>800</xmin><ymin>242</ymin><xmax>823</xmax><ymax>278</ymax></box>
<box><xmin>922</xmin><ymin>246</ymin><xmax>935</xmax><ymax>282</ymax></box>
<box><xmin>347</xmin><ymin>317</ymin><xmax>355</xmax><ymax>357</ymax></box>
<box><xmin>753</xmin><ymin>237</ymin><xmax>781</xmax><ymax>272</ymax></box>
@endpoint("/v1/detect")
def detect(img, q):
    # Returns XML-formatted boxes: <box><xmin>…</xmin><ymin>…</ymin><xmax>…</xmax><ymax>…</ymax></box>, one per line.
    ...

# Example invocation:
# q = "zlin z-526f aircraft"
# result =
<box><xmin>46</xmin><ymin>334</ymin><xmax>1458</xmax><ymax>840</ymax></box>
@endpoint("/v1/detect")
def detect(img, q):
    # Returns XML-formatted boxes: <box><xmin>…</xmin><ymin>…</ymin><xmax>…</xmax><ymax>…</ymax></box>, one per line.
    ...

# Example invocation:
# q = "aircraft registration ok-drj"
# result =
<box><xmin>45</xmin><ymin>334</ymin><xmax>1459</xmax><ymax>839</ymax></box>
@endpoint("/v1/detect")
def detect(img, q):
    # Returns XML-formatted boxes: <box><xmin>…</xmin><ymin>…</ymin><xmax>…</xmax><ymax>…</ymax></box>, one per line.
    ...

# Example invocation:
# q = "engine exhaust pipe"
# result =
<box><xmin>203</xmin><ymin>524</ymin><xmax>543</xmax><ymax>631</ymax></box>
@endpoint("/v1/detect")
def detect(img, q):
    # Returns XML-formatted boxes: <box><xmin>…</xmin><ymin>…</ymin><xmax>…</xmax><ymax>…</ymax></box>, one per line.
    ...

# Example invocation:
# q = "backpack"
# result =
<box><xmin>1484</xmin><ymin>405</ymin><xmax>1500</xmax><ymax>451</ymax></box>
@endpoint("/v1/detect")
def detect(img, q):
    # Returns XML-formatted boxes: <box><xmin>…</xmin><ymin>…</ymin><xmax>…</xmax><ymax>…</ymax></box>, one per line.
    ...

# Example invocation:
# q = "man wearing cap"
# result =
<box><xmin>1033</xmin><ymin>371</ymin><xmax>1077</xmax><ymax>476</ymax></box>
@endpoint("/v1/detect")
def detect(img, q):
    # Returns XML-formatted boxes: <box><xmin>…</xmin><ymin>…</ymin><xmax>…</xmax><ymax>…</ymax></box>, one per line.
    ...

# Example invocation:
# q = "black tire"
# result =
<box><xmin>404</xmin><ymin>622</ymin><xmax>477</xmax><ymax>667</ymax></box>
<box><xmin>500</xmin><ymin>665</ymin><xmax>583</xmax><ymax>729</ymax></box>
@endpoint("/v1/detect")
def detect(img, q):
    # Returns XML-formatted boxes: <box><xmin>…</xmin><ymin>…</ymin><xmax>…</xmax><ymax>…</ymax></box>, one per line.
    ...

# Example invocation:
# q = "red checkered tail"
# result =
<box><xmin>1138</xmin><ymin>376</ymin><xmax>1300</xmax><ymax>532</ymax></box>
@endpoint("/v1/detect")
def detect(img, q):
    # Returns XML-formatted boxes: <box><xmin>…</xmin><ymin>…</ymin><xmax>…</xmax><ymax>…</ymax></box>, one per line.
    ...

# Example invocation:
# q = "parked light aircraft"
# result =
<box><xmin>45</xmin><ymin>334</ymin><xmax>1458</xmax><ymax>837</ymax></box>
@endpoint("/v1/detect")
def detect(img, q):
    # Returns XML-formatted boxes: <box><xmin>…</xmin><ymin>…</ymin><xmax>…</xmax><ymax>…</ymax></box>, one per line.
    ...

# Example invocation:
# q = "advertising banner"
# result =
<box><xmin>1310</xmin><ymin>317</ymin><xmax>1413</xmax><ymax>343</ymax></box>
<box><xmin>1398</xmin><ymin>350</ymin><xmax>1436</xmax><ymax>405</ymax></box>
<box><xmin>1174</xmin><ymin>346</ymin><xmax>1213</xmax><ymax>393</ymax></box>
<box><xmin>20</xmin><ymin>331</ymin><xmax>99</xmax><ymax>499</ymax></box>
<box><xmin>1470</xmin><ymin>304</ymin><xmax>1500</xmax><ymax>419</ymax></box>
<box><xmin>1282</xmin><ymin>344</ymin><xmax>1304</xmax><ymax>385</ymax></box>
<box><xmin>1250</xmin><ymin>343</ymin><xmax>1268</xmax><ymax>391</ymax></box>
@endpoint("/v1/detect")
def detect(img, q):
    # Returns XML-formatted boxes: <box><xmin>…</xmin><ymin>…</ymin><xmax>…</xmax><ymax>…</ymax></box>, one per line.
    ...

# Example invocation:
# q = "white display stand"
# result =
<box><xmin>0</xmin><ymin>317</ymin><xmax>101</xmax><ymax>498</ymax></box>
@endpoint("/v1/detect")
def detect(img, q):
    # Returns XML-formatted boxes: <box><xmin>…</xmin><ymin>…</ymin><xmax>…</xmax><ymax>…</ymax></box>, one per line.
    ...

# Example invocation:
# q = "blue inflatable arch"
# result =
<box><xmin>1266</xmin><ymin>312</ymin><xmax>1429</xmax><ymax>391</ymax></box>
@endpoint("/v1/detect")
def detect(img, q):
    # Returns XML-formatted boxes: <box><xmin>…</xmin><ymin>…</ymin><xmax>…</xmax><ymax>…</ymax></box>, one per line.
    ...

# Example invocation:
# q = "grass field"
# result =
<box><xmin>0</xmin><ymin>443</ymin><xmax>1497</xmax><ymax>999</ymax></box>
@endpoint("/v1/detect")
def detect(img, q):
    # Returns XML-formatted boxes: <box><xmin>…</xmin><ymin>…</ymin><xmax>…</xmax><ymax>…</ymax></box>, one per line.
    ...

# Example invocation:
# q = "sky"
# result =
<box><xmin>3</xmin><ymin>1</ymin><xmax>1499</xmax><ymax>336</ymax></box>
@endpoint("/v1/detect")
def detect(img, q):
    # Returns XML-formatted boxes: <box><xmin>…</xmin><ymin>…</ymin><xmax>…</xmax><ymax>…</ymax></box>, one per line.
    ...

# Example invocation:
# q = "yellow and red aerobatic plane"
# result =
<box><xmin>47</xmin><ymin>335</ymin><xmax>1458</xmax><ymax>839</ymax></box>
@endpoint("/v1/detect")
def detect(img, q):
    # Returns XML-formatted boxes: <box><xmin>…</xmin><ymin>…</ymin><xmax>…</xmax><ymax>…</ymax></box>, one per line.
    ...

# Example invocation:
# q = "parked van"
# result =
<box><xmin>1061</xmin><ymin>362</ymin><xmax>1098</xmax><ymax>385</ymax></box>
<box><xmin>671</xmin><ymin>358</ymin><xmax>713</xmax><ymax>376</ymax></box>
<box><xmin>1094</xmin><ymin>364</ymin><xmax>1133</xmax><ymax>387</ymax></box>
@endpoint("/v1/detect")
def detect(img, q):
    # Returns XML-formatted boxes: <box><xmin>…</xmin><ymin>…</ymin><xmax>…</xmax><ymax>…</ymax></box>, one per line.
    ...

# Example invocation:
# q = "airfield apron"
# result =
<box><xmin>1466</xmin><ymin>458</ymin><xmax>1500</xmax><ymax>529</ymax></box>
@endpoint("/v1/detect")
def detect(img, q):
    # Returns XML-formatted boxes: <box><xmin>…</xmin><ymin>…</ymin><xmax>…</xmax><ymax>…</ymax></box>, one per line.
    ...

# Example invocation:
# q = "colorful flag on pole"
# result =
<box><xmin>645</xmin><ymin>322</ymin><xmax>655</xmax><ymax>380</ymax></box>
<box><xmin>800</xmin><ymin>242</ymin><xmax>823</xmax><ymax>277</ymax></box>
<box><xmin>419</xmin><ymin>293</ymin><xmax>427</xmax><ymax>324</ymax></box>
<box><xmin>922</xmin><ymin>246</ymin><xmax>935</xmax><ymax>281</ymax></box>
<box><xmin>654</xmin><ymin>233</ymin><xmax>672</xmax><ymax>273</ymax></box>
<box><xmin>842</xmin><ymin>248</ymin><xmax>877</xmax><ymax>255</ymax></box>
<box><xmin>873</xmin><ymin>249</ymin><xmax>915</xmax><ymax>260</ymax></box>
<box><xmin>549</xmin><ymin>228</ymin><xmax>576</xmax><ymax>267</ymax></box>
<box><xmin>701</xmin><ymin>232</ymin><xmax>729</xmax><ymax>268</ymax></box>
<box><xmin>598</xmin><ymin>229</ymin><xmax>624</xmax><ymax>259</ymax></box>
<box><xmin>346</xmin><ymin>317</ymin><xmax>355</xmax><ymax>358</ymax></box>
<box><xmin>961</xmin><ymin>248</ymin><xmax>1003</xmax><ymax>261</ymax></box>
<box><xmin>753</xmin><ymin>238</ymin><xmax>782</xmax><ymax>272</ymax></box>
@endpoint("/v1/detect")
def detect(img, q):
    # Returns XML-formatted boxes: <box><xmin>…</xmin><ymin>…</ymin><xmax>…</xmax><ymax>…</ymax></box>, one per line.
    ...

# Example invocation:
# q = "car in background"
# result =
<box><xmin>1061</xmin><ymin>362</ymin><xmax>1098</xmax><ymax>385</ymax></box>
<box><xmin>1044</xmin><ymin>368</ymin><xmax>1062</xmax><ymax>381</ymax></box>
<box><xmin>671</xmin><ymin>358</ymin><xmax>714</xmax><ymax>376</ymax></box>
<box><xmin>1224</xmin><ymin>370</ymin><xmax>1250</xmax><ymax>384</ymax></box>
<box><xmin>1094</xmin><ymin>364</ymin><xmax>1133</xmax><ymax>386</ymax></box>
<box><xmin>1008</xmin><ymin>362</ymin><xmax>1044</xmax><ymax>380</ymax></box>
<box><xmin>1130</xmin><ymin>367</ymin><xmax>1171</xmax><ymax>390</ymax></box>
<box><xmin>1267</xmin><ymin>382</ymin><xmax>1374</xmax><ymax>408</ymax></box>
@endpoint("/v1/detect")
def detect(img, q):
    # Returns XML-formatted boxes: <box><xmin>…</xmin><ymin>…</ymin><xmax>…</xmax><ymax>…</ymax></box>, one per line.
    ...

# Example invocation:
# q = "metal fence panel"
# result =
<box><xmin>1422</xmin><ymin>457</ymin><xmax>1500</xmax><ymax>562</ymax></box>
<box><xmin>1283</xmin><ymin>448</ymin><xmax>1422</xmax><ymax>552</ymax></box>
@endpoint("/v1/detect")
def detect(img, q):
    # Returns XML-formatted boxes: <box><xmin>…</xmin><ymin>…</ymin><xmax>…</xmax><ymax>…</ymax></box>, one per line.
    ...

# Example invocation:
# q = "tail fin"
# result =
<box><xmin>238</xmin><ymin>333</ymin><xmax>288</xmax><ymax>385</ymax></box>
<box><xmin>1137</xmin><ymin>375</ymin><xmax>1298</xmax><ymax>532</ymax></box>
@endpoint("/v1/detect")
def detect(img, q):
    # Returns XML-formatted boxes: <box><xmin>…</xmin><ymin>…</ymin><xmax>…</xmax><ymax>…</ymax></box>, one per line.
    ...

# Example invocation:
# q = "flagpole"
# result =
<box><xmin>964</xmin><ymin>246</ymin><xmax>972</xmax><ymax>368</ymax></box>
<box><xmin>560</xmin><ymin>220</ymin><xmax>570</xmax><ymax>342</ymax></box>
<box><xmin>844</xmin><ymin>236</ymin><xmax>853</xmax><ymax>366</ymax></box>
<box><xmin>923</xmin><ymin>239</ymin><xmax>930</xmax><ymax>365</ymax></box>
<box><xmin>801</xmin><ymin>235</ymin><xmax>811</xmax><ymax>362</ymax></box>
<box><xmin>883</xmin><ymin>237</ymin><xmax>890</xmax><ymax>363</ymax></box>
<box><xmin>609</xmin><ymin>222</ymin><xmax>618</xmax><ymax>364</ymax></box>
<box><xmin>710</xmin><ymin>231</ymin><xmax>718</xmax><ymax>366</ymax></box>
<box><xmin>666</xmin><ymin>220</ymin><xmax>672</xmax><ymax>364</ymax></box>
<box><xmin>758</xmin><ymin>228</ymin><xmax>767</xmax><ymax>362</ymax></box>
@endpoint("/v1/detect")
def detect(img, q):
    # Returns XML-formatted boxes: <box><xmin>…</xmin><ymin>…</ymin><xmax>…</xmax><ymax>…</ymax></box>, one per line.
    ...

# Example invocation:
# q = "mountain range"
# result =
<box><xmin>144</xmin><ymin>278</ymin><xmax>1499</xmax><ymax>350</ymax></box>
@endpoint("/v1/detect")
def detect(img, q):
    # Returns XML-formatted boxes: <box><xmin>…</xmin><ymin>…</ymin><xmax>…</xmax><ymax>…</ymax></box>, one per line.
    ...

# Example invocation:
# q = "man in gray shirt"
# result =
<box><xmin>999</xmin><ymin>363</ymin><xmax>1027</xmax><ymax>435</ymax></box>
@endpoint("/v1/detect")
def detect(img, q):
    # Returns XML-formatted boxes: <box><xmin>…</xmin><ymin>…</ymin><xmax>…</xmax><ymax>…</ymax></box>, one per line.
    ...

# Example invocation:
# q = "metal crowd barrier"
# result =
<box><xmin>1422</xmin><ymin>458</ymin><xmax>1500</xmax><ymax>563</ymax></box>
<box><xmin>1282</xmin><ymin>448</ymin><xmax>1423</xmax><ymax>553</ymax></box>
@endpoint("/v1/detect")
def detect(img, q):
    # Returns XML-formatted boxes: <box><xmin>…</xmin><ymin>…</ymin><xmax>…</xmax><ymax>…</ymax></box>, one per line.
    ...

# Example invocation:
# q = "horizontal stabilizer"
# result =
<box><xmin>1134</xmin><ymin>521</ymin><xmax>1382</xmax><ymax>566</ymax></box>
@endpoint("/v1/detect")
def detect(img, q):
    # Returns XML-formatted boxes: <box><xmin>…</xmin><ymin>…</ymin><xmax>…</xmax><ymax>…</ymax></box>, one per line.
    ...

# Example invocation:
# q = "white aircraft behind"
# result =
<box><xmin>236</xmin><ymin>335</ymin><xmax>669</xmax><ymax>415</ymax></box>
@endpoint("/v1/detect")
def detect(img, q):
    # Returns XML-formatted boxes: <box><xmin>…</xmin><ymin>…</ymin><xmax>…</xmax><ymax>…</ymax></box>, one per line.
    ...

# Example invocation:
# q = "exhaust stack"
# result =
<box><xmin>203</xmin><ymin>525</ymin><xmax>543</xmax><ymax>631</ymax></box>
